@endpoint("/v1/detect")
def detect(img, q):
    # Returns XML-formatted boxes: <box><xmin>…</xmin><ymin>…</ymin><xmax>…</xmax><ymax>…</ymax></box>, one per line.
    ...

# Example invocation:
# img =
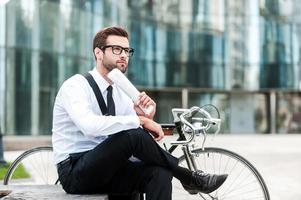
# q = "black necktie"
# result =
<box><xmin>107</xmin><ymin>85</ymin><xmax>115</xmax><ymax>116</ymax></box>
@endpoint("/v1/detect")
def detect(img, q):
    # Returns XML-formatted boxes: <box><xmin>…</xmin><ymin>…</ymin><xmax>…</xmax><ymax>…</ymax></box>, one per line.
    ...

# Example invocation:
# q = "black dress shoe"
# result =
<box><xmin>182</xmin><ymin>170</ymin><xmax>228</xmax><ymax>194</ymax></box>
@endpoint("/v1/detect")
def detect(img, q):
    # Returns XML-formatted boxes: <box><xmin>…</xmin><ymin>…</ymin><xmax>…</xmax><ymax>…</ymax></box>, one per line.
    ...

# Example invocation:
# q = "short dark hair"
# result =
<box><xmin>93</xmin><ymin>27</ymin><xmax>128</xmax><ymax>59</ymax></box>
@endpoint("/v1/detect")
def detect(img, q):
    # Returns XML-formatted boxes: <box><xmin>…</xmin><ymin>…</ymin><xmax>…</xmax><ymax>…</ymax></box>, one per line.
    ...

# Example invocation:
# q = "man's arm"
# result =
<box><xmin>134</xmin><ymin>92</ymin><xmax>164</xmax><ymax>141</ymax></box>
<box><xmin>138</xmin><ymin>116</ymin><xmax>164</xmax><ymax>141</ymax></box>
<box><xmin>59</xmin><ymin>76</ymin><xmax>140</xmax><ymax>137</ymax></box>
<box><xmin>134</xmin><ymin>92</ymin><xmax>156</xmax><ymax>120</ymax></box>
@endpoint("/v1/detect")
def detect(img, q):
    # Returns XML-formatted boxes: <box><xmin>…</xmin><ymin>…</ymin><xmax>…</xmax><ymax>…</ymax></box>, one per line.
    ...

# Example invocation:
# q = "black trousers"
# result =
<box><xmin>57</xmin><ymin>128</ymin><xmax>179</xmax><ymax>200</ymax></box>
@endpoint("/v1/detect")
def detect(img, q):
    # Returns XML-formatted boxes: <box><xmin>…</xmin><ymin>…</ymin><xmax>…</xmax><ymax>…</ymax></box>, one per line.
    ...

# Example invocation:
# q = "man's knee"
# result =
<box><xmin>107</xmin><ymin>128</ymin><xmax>145</xmax><ymax>145</ymax></box>
<box><xmin>127</xmin><ymin>127</ymin><xmax>149</xmax><ymax>137</ymax></box>
<box><xmin>125</xmin><ymin>128</ymin><xmax>153</xmax><ymax>144</ymax></box>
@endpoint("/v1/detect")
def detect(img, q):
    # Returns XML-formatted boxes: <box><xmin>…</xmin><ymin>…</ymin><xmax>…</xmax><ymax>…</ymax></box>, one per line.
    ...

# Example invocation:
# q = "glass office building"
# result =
<box><xmin>0</xmin><ymin>0</ymin><xmax>300</xmax><ymax>135</ymax></box>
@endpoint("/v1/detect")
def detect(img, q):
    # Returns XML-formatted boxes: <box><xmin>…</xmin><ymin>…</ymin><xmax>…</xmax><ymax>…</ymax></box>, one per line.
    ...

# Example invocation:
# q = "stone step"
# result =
<box><xmin>0</xmin><ymin>185</ymin><xmax>108</xmax><ymax>200</ymax></box>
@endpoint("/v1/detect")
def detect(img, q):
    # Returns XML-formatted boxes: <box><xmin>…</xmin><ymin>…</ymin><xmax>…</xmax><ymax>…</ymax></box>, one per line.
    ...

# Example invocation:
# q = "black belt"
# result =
<box><xmin>57</xmin><ymin>157</ymin><xmax>71</xmax><ymax>169</ymax></box>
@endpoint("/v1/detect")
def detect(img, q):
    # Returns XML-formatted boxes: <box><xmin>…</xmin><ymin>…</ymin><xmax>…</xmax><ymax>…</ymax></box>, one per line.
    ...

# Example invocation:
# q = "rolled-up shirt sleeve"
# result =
<box><xmin>58</xmin><ymin>76</ymin><xmax>140</xmax><ymax>137</ymax></box>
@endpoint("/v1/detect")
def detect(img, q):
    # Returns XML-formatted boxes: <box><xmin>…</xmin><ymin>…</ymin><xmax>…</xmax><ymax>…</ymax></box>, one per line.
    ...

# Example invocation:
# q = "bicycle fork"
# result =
<box><xmin>182</xmin><ymin>145</ymin><xmax>198</xmax><ymax>171</ymax></box>
<box><xmin>182</xmin><ymin>146</ymin><xmax>217</xmax><ymax>200</ymax></box>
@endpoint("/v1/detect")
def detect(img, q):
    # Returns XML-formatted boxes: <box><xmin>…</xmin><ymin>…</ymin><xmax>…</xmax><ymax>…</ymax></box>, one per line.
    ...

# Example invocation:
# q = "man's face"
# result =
<box><xmin>101</xmin><ymin>35</ymin><xmax>130</xmax><ymax>73</ymax></box>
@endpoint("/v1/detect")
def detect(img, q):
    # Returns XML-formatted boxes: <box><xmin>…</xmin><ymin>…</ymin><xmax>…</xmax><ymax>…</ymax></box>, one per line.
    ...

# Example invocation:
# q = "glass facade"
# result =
<box><xmin>0</xmin><ymin>0</ymin><xmax>300</xmax><ymax>135</ymax></box>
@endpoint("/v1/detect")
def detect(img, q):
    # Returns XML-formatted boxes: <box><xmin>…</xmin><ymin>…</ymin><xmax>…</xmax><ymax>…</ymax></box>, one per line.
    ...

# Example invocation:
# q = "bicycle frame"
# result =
<box><xmin>162</xmin><ymin>122</ymin><xmax>199</xmax><ymax>172</ymax></box>
<box><xmin>162</xmin><ymin>106</ymin><xmax>222</xmax><ymax>173</ymax></box>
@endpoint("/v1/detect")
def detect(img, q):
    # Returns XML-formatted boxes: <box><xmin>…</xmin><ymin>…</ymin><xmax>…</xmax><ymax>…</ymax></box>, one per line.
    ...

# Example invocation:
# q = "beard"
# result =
<box><xmin>103</xmin><ymin>62</ymin><xmax>116</xmax><ymax>72</ymax></box>
<box><xmin>102</xmin><ymin>59</ymin><xmax>127</xmax><ymax>73</ymax></box>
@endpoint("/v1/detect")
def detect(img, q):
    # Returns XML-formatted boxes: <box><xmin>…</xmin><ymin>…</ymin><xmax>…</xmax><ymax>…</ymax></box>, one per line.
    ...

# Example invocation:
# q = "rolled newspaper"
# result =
<box><xmin>108</xmin><ymin>68</ymin><xmax>154</xmax><ymax>115</ymax></box>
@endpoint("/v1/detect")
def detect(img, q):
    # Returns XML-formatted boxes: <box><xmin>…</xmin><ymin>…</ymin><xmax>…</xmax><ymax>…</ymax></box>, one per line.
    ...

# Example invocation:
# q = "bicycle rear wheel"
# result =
<box><xmin>172</xmin><ymin>147</ymin><xmax>270</xmax><ymax>200</ymax></box>
<box><xmin>3</xmin><ymin>146</ymin><xmax>58</xmax><ymax>185</ymax></box>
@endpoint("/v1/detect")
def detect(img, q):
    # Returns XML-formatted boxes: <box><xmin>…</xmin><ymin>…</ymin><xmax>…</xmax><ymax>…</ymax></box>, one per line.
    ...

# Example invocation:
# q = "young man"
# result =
<box><xmin>52</xmin><ymin>26</ymin><xmax>227</xmax><ymax>200</ymax></box>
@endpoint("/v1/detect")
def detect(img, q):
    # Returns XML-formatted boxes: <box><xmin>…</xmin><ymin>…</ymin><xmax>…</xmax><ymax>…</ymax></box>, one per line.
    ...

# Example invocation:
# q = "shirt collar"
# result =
<box><xmin>90</xmin><ymin>67</ymin><xmax>111</xmax><ymax>93</ymax></box>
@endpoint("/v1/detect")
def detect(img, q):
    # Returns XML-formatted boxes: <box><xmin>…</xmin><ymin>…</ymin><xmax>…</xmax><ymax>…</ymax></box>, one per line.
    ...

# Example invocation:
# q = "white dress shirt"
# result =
<box><xmin>52</xmin><ymin>68</ymin><xmax>140</xmax><ymax>164</ymax></box>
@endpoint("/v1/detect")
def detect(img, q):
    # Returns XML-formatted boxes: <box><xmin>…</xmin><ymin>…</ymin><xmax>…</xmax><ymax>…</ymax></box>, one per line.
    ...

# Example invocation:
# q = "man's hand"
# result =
<box><xmin>134</xmin><ymin>92</ymin><xmax>156</xmax><ymax>119</ymax></box>
<box><xmin>139</xmin><ymin>116</ymin><xmax>164</xmax><ymax>141</ymax></box>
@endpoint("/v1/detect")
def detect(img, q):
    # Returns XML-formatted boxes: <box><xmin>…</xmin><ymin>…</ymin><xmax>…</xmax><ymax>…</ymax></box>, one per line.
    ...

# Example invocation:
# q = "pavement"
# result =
<box><xmin>162</xmin><ymin>134</ymin><xmax>301</xmax><ymax>200</ymax></box>
<box><xmin>1</xmin><ymin>134</ymin><xmax>301</xmax><ymax>200</ymax></box>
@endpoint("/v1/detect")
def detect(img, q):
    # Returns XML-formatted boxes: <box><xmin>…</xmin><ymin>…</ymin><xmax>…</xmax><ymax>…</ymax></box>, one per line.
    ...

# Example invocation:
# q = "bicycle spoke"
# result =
<box><xmin>5</xmin><ymin>147</ymin><xmax>57</xmax><ymax>185</ymax></box>
<box><xmin>173</xmin><ymin>148</ymin><xmax>269</xmax><ymax>200</ymax></box>
<box><xmin>212</xmin><ymin>152</ymin><xmax>215</xmax><ymax>174</ymax></box>
<box><xmin>219</xmin><ymin>160</ymin><xmax>246</xmax><ymax>197</ymax></box>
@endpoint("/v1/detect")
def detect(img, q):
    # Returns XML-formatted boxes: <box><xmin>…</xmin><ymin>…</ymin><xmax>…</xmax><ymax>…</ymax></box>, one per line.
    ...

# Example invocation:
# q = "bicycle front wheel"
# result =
<box><xmin>172</xmin><ymin>147</ymin><xmax>270</xmax><ymax>200</ymax></box>
<box><xmin>3</xmin><ymin>146</ymin><xmax>58</xmax><ymax>185</ymax></box>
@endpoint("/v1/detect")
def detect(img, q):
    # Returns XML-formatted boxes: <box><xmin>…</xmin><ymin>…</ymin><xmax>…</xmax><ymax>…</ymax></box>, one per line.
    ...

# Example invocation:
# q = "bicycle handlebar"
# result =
<box><xmin>170</xmin><ymin>106</ymin><xmax>221</xmax><ymax>146</ymax></box>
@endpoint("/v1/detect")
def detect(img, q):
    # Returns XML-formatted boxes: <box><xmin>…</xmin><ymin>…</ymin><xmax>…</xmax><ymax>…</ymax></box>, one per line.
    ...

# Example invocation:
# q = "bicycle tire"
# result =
<box><xmin>3</xmin><ymin>146</ymin><xmax>58</xmax><ymax>185</ymax></box>
<box><xmin>172</xmin><ymin>147</ymin><xmax>270</xmax><ymax>200</ymax></box>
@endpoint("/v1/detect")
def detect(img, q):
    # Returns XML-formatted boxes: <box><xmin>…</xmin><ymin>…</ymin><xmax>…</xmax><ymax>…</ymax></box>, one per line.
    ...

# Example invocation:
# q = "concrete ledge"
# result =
<box><xmin>0</xmin><ymin>185</ymin><xmax>108</xmax><ymax>200</ymax></box>
<box><xmin>3</xmin><ymin>136</ymin><xmax>52</xmax><ymax>151</ymax></box>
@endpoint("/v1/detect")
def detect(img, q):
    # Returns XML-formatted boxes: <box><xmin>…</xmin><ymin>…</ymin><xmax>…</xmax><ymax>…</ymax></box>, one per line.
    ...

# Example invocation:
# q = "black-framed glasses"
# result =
<box><xmin>101</xmin><ymin>45</ymin><xmax>134</xmax><ymax>57</ymax></box>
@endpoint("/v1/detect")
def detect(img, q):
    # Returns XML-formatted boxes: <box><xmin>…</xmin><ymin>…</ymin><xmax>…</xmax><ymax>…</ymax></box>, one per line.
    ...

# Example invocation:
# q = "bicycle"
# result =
<box><xmin>167</xmin><ymin>105</ymin><xmax>270</xmax><ymax>200</ymax></box>
<box><xmin>3</xmin><ymin>104</ymin><xmax>270</xmax><ymax>200</ymax></box>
